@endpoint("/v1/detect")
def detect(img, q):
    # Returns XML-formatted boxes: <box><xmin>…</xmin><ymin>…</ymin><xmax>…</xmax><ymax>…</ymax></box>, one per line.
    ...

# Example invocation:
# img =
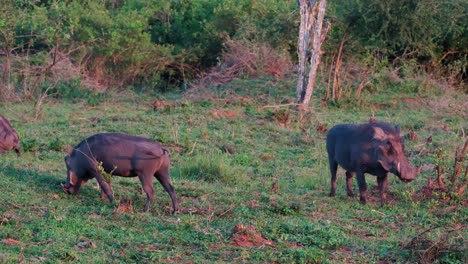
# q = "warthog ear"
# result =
<box><xmin>378</xmin><ymin>159</ymin><xmax>392</xmax><ymax>172</ymax></box>
<box><xmin>373</xmin><ymin>127</ymin><xmax>386</xmax><ymax>141</ymax></box>
<box><xmin>66</xmin><ymin>144</ymin><xmax>73</xmax><ymax>155</ymax></box>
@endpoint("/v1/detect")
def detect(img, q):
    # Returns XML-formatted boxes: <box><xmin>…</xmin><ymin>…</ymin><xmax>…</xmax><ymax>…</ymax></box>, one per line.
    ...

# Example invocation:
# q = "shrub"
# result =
<box><xmin>176</xmin><ymin>154</ymin><xmax>240</xmax><ymax>184</ymax></box>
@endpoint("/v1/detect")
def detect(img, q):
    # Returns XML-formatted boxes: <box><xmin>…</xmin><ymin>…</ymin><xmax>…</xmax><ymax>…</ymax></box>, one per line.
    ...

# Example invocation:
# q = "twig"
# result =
<box><xmin>217</xmin><ymin>204</ymin><xmax>236</xmax><ymax>218</ymax></box>
<box><xmin>28</xmin><ymin>35</ymin><xmax>60</xmax><ymax>99</ymax></box>
<box><xmin>19</xmin><ymin>239</ymin><xmax>53</xmax><ymax>263</ymax></box>
<box><xmin>187</xmin><ymin>141</ymin><xmax>197</xmax><ymax>155</ymax></box>
<box><xmin>24</xmin><ymin>239</ymin><xmax>53</xmax><ymax>247</ymax></box>
<box><xmin>259</xmin><ymin>103</ymin><xmax>301</xmax><ymax>110</ymax></box>
<box><xmin>3</xmin><ymin>200</ymin><xmax>48</xmax><ymax>211</ymax></box>
<box><xmin>371</xmin><ymin>209</ymin><xmax>386</xmax><ymax>216</ymax></box>
<box><xmin>160</xmin><ymin>216</ymin><xmax>181</xmax><ymax>224</ymax></box>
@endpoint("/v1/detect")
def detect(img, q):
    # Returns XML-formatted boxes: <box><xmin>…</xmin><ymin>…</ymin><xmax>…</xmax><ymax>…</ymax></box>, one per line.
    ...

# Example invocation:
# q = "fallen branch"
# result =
<box><xmin>258</xmin><ymin>103</ymin><xmax>301</xmax><ymax>110</ymax></box>
<box><xmin>187</xmin><ymin>141</ymin><xmax>197</xmax><ymax>155</ymax></box>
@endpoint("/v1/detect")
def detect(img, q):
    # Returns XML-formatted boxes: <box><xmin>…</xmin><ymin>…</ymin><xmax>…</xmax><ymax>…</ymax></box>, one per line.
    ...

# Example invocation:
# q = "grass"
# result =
<box><xmin>0</xmin><ymin>77</ymin><xmax>467</xmax><ymax>263</ymax></box>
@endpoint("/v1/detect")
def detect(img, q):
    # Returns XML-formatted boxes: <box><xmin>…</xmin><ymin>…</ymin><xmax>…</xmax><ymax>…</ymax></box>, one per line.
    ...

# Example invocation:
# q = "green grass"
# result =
<box><xmin>0</xmin><ymin>78</ymin><xmax>467</xmax><ymax>263</ymax></box>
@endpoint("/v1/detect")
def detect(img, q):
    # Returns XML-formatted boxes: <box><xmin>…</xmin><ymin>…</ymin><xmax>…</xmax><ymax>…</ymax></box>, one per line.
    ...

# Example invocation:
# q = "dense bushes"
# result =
<box><xmin>0</xmin><ymin>0</ymin><xmax>466</xmax><ymax>99</ymax></box>
<box><xmin>0</xmin><ymin>0</ymin><xmax>297</xmax><ymax>97</ymax></box>
<box><xmin>327</xmin><ymin>0</ymin><xmax>467</xmax><ymax>80</ymax></box>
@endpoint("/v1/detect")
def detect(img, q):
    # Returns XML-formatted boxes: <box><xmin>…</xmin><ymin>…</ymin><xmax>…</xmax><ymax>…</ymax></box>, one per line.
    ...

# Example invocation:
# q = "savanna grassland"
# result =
<box><xmin>0</xmin><ymin>77</ymin><xmax>466</xmax><ymax>263</ymax></box>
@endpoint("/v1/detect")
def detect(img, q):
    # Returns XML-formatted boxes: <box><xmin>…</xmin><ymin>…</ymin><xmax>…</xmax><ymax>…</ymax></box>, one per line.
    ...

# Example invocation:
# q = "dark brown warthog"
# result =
<box><xmin>0</xmin><ymin>115</ymin><xmax>20</xmax><ymax>156</ymax></box>
<box><xmin>62</xmin><ymin>133</ymin><xmax>179</xmax><ymax>213</ymax></box>
<box><xmin>326</xmin><ymin>122</ymin><xmax>421</xmax><ymax>205</ymax></box>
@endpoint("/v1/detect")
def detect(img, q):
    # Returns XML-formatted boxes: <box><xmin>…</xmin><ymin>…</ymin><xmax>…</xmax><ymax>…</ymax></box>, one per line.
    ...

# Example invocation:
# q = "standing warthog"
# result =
<box><xmin>62</xmin><ymin>133</ymin><xmax>179</xmax><ymax>214</ymax></box>
<box><xmin>326</xmin><ymin>122</ymin><xmax>421</xmax><ymax>205</ymax></box>
<box><xmin>0</xmin><ymin>115</ymin><xmax>20</xmax><ymax>156</ymax></box>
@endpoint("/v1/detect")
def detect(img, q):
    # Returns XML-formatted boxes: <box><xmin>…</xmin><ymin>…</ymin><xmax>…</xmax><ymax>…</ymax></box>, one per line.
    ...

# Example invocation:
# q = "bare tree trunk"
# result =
<box><xmin>296</xmin><ymin>0</ymin><xmax>316</xmax><ymax>102</ymax></box>
<box><xmin>296</xmin><ymin>0</ymin><xmax>329</xmax><ymax>107</ymax></box>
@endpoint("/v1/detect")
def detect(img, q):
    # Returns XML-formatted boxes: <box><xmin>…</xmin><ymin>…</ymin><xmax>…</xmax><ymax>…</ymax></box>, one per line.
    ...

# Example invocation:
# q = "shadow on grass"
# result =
<box><xmin>1</xmin><ymin>165</ymin><xmax>171</xmax><ymax>212</ymax></box>
<box><xmin>0</xmin><ymin>165</ymin><xmax>64</xmax><ymax>192</ymax></box>
<box><xmin>1</xmin><ymin>165</ymin><xmax>92</xmax><ymax>200</ymax></box>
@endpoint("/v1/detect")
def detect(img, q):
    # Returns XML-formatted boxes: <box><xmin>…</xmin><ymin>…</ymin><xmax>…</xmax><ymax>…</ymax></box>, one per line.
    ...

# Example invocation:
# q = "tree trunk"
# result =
<box><xmin>296</xmin><ymin>0</ymin><xmax>316</xmax><ymax>102</ymax></box>
<box><xmin>296</xmin><ymin>0</ymin><xmax>329</xmax><ymax>107</ymax></box>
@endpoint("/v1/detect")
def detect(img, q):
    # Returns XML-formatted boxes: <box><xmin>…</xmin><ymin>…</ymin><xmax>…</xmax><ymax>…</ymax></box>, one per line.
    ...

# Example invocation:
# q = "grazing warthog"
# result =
<box><xmin>326</xmin><ymin>122</ymin><xmax>421</xmax><ymax>205</ymax></box>
<box><xmin>62</xmin><ymin>133</ymin><xmax>179</xmax><ymax>213</ymax></box>
<box><xmin>0</xmin><ymin>115</ymin><xmax>20</xmax><ymax>156</ymax></box>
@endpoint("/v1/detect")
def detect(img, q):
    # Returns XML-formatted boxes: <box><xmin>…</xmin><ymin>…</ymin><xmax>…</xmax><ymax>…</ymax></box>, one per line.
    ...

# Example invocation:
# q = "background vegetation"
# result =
<box><xmin>0</xmin><ymin>0</ymin><xmax>466</xmax><ymax>263</ymax></box>
<box><xmin>1</xmin><ymin>0</ymin><xmax>465</xmax><ymax>98</ymax></box>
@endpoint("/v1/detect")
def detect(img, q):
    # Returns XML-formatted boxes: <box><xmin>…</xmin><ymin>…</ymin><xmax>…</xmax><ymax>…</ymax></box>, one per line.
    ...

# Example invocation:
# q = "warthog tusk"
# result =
<box><xmin>397</xmin><ymin>162</ymin><xmax>401</xmax><ymax>173</ymax></box>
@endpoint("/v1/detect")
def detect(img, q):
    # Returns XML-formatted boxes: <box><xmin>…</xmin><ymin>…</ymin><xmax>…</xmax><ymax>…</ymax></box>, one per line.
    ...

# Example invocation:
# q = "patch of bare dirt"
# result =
<box><xmin>367</xmin><ymin>189</ymin><xmax>397</xmax><ymax>204</ymax></box>
<box><xmin>209</xmin><ymin>109</ymin><xmax>242</xmax><ymax>119</ymax></box>
<box><xmin>248</xmin><ymin>200</ymin><xmax>260</xmax><ymax>209</ymax></box>
<box><xmin>1</xmin><ymin>238</ymin><xmax>21</xmax><ymax>245</ymax></box>
<box><xmin>316</xmin><ymin>122</ymin><xmax>329</xmax><ymax>133</ymax></box>
<box><xmin>113</xmin><ymin>197</ymin><xmax>134</xmax><ymax>214</ymax></box>
<box><xmin>230</xmin><ymin>224</ymin><xmax>274</xmax><ymax>247</ymax></box>
<box><xmin>259</xmin><ymin>153</ymin><xmax>274</xmax><ymax>161</ymax></box>
<box><xmin>336</xmin><ymin>246</ymin><xmax>354</xmax><ymax>254</ymax></box>
<box><xmin>372</xmin><ymin>101</ymin><xmax>398</xmax><ymax>109</ymax></box>
<box><xmin>406</xmin><ymin>129</ymin><xmax>418</xmax><ymax>141</ymax></box>
<box><xmin>402</xmin><ymin>97</ymin><xmax>425</xmax><ymax>106</ymax></box>
<box><xmin>152</xmin><ymin>100</ymin><xmax>167</xmax><ymax>110</ymax></box>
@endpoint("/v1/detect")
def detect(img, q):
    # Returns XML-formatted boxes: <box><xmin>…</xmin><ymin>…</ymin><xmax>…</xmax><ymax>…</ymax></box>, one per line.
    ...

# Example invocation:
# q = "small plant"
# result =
<box><xmin>96</xmin><ymin>161</ymin><xmax>116</xmax><ymax>184</ymax></box>
<box><xmin>420</xmin><ymin>139</ymin><xmax>468</xmax><ymax>203</ymax></box>
<box><xmin>269</xmin><ymin>195</ymin><xmax>302</xmax><ymax>216</ymax></box>
<box><xmin>48</xmin><ymin>137</ymin><xmax>63</xmax><ymax>151</ymax></box>
<box><xmin>436</xmin><ymin>139</ymin><xmax>467</xmax><ymax>198</ymax></box>
<box><xmin>20</xmin><ymin>138</ymin><xmax>39</xmax><ymax>152</ymax></box>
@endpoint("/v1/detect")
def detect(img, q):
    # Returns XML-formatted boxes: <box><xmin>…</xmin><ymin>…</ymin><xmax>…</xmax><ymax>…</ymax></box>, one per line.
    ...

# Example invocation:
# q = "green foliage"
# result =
<box><xmin>48</xmin><ymin>137</ymin><xmax>63</xmax><ymax>152</ymax></box>
<box><xmin>328</xmin><ymin>0</ymin><xmax>467</xmax><ymax>75</ymax></box>
<box><xmin>20</xmin><ymin>138</ymin><xmax>39</xmax><ymax>152</ymax></box>
<box><xmin>42</xmin><ymin>79</ymin><xmax>104</xmax><ymax>105</ymax></box>
<box><xmin>2</xmin><ymin>0</ymin><xmax>465</xmax><ymax>100</ymax></box>
<box><xmin>1</xmin><ymin>0</ymin><xmax>298</xmax><ymax>95</ymax></box>
<box><xmin>97</xmin><ymin>161</ymin><xmax>113</xmax><ymax>184</ymax></box>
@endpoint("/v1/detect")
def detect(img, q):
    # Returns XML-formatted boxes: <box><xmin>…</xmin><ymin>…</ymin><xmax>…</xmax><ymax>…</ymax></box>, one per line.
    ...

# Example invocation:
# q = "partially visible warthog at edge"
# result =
<box><xmin>62</xmin><ymin>133</ymin><xmax>179</xmax><ymax>214</ymax></box>
<box><xmin>0</xmin><ymin>114</ymin><xmax>20</xmax><ymax>156</ymax></box>
<box><xmin>326</xmin><ymin>122</ymin><xmax>421</xmax><ymax>205</ymax></box>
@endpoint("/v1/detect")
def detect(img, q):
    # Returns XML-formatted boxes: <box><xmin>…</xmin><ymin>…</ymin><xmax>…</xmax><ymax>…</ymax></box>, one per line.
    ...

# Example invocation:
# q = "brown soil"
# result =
<box><xmin>316</xmin><ymin>122</ymin><xmax>329</xmax><ymax>133</ymax></box>
<box><xmin>230</xmin><ymin>224</ymin><xmax>273</xmax><ymax>247</ymax></box>
<box><xmin>152</xmin><ymin>100</ymin><xmax>167</xmax><ymax>110</ymax></box>
<box><xmin>1</xmin><ymin>238</ymin><xmax>20</xmax><ymax>245</ymax></box>
<box><xmin>209</xmin><ymin>109</ymin><xmax>241</xmax><ymax>119</ymax></box>
<box><xmin>113</xmin><ymin>197</ymin><xmax>133</xmax><ymax>214</ymax></box>
<box><xmin>367</xmin><ymin>189</ymin><xmax>397</xmax><ymax>204</ymax></box>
